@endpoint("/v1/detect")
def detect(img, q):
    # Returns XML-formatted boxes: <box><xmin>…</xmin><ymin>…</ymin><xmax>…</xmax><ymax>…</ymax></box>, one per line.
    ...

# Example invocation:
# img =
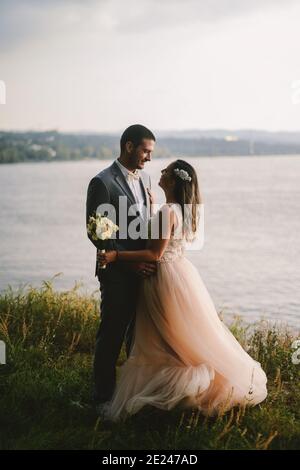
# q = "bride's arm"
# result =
<box><xmin>98</xmin><ymin>205</ymin><xmax>174</xmax><ymax>265</ymax></box>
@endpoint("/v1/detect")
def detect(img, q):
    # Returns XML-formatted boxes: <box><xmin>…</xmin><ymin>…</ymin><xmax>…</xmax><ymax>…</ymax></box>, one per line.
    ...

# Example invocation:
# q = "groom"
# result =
<box><xmin>86</xmin><ymin>124</ymin><xmax>156</xmax><ymax>412</ymax></box>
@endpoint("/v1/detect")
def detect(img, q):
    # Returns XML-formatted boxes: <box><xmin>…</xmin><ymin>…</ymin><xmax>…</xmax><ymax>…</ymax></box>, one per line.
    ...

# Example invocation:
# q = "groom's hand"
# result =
<box><xmin>128</xmin><ymin>262</ymin><xmax>157</xmax><ymax>278</ymax></box>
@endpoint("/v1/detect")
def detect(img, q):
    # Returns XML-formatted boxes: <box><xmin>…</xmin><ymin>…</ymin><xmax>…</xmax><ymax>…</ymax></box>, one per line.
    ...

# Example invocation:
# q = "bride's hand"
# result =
<box><xmin>97</xmin><ymin>250</ymin><xmax>117</xmax><ymax>266</ymax></box>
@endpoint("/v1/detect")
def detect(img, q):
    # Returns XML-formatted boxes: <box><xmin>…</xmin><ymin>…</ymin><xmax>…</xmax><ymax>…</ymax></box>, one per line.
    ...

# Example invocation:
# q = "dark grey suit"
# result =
<box><xmin>86</xmin><ymin>160</ymin><xmax>151</xmax><ymax>403</ymax></box>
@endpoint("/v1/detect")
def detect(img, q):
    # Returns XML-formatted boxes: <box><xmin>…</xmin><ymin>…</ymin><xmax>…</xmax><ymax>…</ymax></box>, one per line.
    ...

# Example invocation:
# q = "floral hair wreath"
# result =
<box><xmin>173</xmin><ymin>168</ymin><xmax>192</xmax><ymax>182</ymax></box>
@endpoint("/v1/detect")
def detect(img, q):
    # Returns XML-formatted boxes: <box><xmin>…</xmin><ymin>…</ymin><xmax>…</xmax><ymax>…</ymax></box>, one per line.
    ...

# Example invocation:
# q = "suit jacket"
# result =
<box><xmin>86</xmin><ymin>160</ymin><xmax>151</xmax><ymax>283</ymax></box>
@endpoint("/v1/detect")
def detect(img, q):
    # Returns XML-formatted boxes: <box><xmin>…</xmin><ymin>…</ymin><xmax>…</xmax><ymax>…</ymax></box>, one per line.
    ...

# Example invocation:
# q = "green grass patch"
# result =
<box><xmin>0</xmin><ymin>280</ymin><xmax>299</xmax><ymax>450</ymax></box>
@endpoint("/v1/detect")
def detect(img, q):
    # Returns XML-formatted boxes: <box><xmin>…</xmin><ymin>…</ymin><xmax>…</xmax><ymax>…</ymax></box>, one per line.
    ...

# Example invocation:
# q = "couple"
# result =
<box><xmin>86</xmin><ymin>124</ymin><xmax>267</xmax><ymax>422</ymax></box>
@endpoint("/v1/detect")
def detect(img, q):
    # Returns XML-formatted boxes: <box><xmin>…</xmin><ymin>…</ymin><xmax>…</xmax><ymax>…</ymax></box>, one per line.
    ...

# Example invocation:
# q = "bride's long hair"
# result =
<box><xmin>169</xmin><ymin>159</ymin><xmax>202</xmax><ymax>241</ymax></box>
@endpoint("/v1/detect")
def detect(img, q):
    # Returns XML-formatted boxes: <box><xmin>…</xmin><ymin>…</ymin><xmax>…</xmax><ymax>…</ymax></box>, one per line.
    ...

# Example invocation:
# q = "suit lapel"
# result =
<box><xmin>139</xmin><ymin>171</ymin><xmax>150</xmax><ymax>218</ymax></box>
<box><xmin>111</xmin><ymin>161</ymin><xmax>136</xmax><ymax>206</ymax></box>
<box><xmin>111</xmin><ymin>161</ymin><xmax>150</xmax><ymax>219</ymax></box>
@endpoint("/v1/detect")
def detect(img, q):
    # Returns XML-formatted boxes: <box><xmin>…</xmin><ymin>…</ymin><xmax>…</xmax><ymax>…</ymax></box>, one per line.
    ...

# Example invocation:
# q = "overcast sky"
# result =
<box><xmin>0</xmin><ymin>0</ymin><xmax>300</xmax><ymax>132</ymax></box>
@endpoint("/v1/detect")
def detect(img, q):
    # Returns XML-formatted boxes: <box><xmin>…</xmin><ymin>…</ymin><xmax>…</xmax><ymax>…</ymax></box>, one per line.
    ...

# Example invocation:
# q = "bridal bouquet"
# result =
<box><xmin>87</xmin><ymin>213</ymin><xmax>119</xmax><ymax>269</ymax></box>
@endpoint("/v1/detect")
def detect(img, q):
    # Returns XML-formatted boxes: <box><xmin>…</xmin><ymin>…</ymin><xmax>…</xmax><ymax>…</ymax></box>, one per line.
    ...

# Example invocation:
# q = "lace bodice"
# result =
<box><xmin>158</xmin><ymin>236</ymin><xmax>186</xmax><ymax>263</ymax></box>
<box><xmin>149</xmin><ymin>204</ymin><xmax>186</xmax><ymax>264</ymax></box>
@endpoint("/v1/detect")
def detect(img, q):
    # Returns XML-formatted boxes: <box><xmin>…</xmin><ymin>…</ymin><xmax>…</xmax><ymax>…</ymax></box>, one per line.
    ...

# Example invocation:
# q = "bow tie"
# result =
<box><xmin>127</xmin><ymin>170</ymin><xmax>140</xmax><ymax>181</ymax></box>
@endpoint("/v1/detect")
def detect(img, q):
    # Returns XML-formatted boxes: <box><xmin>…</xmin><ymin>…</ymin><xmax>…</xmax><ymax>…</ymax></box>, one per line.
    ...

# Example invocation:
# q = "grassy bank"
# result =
<box><xmin>0</xmin><ymin>280</ymin><xmax>299</xmax><ymax>450</ymax></box>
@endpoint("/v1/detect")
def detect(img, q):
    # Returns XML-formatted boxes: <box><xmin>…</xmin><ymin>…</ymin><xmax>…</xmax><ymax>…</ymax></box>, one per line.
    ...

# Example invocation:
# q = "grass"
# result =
<box><xmin>0</xmin><ymin>279</ymin><xmax>299</xmax><ymax>450</ymax></box>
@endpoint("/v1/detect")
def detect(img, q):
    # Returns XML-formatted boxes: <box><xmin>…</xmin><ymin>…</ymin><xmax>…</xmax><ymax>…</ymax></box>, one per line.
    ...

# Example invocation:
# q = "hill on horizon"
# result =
<box><xmin>1</xmin><ymin>129</ymin><xmax>300</xmax><ymax>163</ymax></box>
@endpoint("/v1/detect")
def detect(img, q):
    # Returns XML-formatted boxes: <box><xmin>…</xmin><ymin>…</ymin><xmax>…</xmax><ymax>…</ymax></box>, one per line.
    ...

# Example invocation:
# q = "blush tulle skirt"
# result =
<box><xmin>105</xmin><ymin>256</ymin><xmax>267</xmax><ymax>421</ymax></box>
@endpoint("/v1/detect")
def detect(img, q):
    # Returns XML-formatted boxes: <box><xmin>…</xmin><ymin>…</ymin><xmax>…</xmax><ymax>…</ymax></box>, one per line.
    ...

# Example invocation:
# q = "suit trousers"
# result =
<box><xmin>93</xmin><ymin>274</ymin><xmax>141</xmax><ymax>403</ymax></box>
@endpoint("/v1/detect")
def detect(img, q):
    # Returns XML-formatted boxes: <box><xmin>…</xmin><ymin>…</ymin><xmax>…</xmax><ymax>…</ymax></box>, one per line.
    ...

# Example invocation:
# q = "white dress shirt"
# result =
<box><xmin>115</xmin><ymin>159</ymin><xmax>146</xmax><ymax>219</ymax></box>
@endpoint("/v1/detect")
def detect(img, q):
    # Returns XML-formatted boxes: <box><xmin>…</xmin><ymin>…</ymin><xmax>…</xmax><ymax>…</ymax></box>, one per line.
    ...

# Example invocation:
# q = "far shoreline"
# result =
<box><xmin>1</xmin><ymin>154</ymin><xmax>300</xmax><ymax>165</ymax></box>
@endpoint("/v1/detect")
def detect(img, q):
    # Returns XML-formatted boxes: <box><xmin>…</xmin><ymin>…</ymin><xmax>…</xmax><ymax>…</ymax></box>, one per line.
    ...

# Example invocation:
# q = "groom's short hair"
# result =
<box><xmin>120</xmin><ymin>124</ymin><xmax>156</xmax><ymax>151</ymax></box>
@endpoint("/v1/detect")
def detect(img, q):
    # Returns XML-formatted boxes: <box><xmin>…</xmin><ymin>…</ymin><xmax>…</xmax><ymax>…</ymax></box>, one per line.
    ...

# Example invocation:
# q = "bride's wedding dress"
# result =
<box><xmin>105</xmin><ymin>207</ymin><xmax>267</xmax><ymax>422</ymax></box>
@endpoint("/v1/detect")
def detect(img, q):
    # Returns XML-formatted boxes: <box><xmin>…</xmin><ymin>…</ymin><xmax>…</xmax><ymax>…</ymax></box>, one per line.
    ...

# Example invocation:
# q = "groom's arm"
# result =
<box><xmin>86</xmin><ymin>176</ymin><xmax>116</xmax><ymax>251</ymax></box>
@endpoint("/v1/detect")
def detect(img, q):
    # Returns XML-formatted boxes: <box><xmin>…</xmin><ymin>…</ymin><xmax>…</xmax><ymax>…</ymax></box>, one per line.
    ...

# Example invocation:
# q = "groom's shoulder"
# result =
<box><xmin>92</xmin><ymin>161</ymin><xmax>115</xmax><ymax>182</ymax></box>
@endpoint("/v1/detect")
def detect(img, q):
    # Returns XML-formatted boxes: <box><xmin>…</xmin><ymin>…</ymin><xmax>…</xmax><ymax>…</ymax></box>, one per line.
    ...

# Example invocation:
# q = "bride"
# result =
<box><xmin>98</xmin><ymin>159</ymin><xmax>268</xmax><ymax>422</ymax></box>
